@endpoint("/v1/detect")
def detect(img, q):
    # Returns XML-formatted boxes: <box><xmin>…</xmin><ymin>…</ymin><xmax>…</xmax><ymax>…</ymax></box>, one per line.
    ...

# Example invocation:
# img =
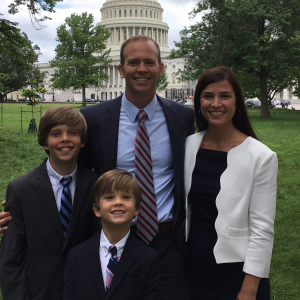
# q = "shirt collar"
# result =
<box><xmin>121</xmin><ymin>93</ymin><xmax>157</xmax><ymax>122</ymax></box>
<box><xmin>100</xmin><ymin>229</ymin><xmax>130</xmax><ymax>259</ymax></box>
<box><xmin>46</xmin><ymin>158</ymin><xmax>77</xmax><ymax>185</ymax></box>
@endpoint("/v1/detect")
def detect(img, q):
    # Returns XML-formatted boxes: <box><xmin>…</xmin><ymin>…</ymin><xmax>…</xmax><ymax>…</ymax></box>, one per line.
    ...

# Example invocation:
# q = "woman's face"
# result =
<box><xmin>200</xmin><ymin>80</ymin><xmax>237</xmax><ymax>129</ymax></box>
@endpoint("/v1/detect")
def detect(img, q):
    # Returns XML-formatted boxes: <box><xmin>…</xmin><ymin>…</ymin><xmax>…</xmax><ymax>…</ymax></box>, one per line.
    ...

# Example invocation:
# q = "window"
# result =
<box><xmin>145</xmin><ymin>10</ymin><xmax>147</xmax><ymax>17</ymax></box>
<box><xmin>124</xmin><ymin>29</ymin><xmax>127</xmax><ymax>40</ymax></box>
<box><xmin>110</xmin><ymin>11</ymin><xmax>112</xmax><ymax>18</ymax></box>
<box><xmin>129</xmin><ymin>29</ymin><xmax>133</xmax><ymax>37</ymax></box>
<box><xmin>173</xmin><ymin>76</ymin><xmax>176</xmax><ymax>83</ymax></box>
<box><xmin>135</xmin><ymin>9</ymin><xmax>137</xmax><ymax>17</ymax></box>
<box><xmin>119</xmin><ymin>10</ymin><xmax>121</xmax><ymax>17</ymax></box>
<box><xmin>130</xmin><ymin>9</ymin><xmax>132</xmax><ymax>17</ymax></box>
<box><xmin>140</xmin><ymin>10</ymin><xmax>143</xmax><ymax>17</ymax></box>
<box><xmin>154</xmin><ymin>11</ymin><xmax>156</xmax><ymax>18</ymax></box>
<box><xmin>172</xmin><ymin>65</ymin><xmax>176</xmax><ymax>69</ymax></box>
<box><xmin>150</xmin><ymin>11</ymin><xmax>152</xmax><ymax>18</ymax></box>
<box><xmin>114</xmin><ymin>10</ymin><xmax>116</xmax><ymax>17</ymax></box>
<box><xmin>124</xmin><ymin>9</ymin><xmax>127</xmax><ymax>17</ymax></box>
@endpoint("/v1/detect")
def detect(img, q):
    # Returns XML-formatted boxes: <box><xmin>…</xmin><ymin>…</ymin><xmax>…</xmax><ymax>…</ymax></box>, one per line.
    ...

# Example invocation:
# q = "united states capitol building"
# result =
<box><xmin>8</xmin><ymin>0</ymin><xmax>297</xmax><ymax>103</ymax></box>
<box><xmin>36</xmin><ymin>0</ymin><xmax>194</xmax><ymax>102</ymax></box>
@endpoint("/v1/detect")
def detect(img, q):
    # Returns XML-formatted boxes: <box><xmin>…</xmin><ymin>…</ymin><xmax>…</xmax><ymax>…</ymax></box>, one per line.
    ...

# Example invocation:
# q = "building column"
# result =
<box><xmin>120</xmin><ymin>28</ymin><xmax>122</xmax><ymax>43</ymax></box>
<box><xmin>139</xmin><ymin>27</ymin><xmax>142</xmax><ymax>35</ymax></box>
<box><xmin>126</xmin><ymin>27</ymin><xmax>129</xmax><ymax>40</ymax></box>
<box><xmin>166</xmin><ymin>31</ymin><xmax>168</xmax><ymax>46</ymax></box>
<box><xmin>112</xmin><ymin>66</ymin><xmax>115</xmax><ymax>86</ymax></box>
<box><xmin>146</xmin><ymin>27</ymin><xmax>148</xmax><ymax>36</ymax></box>
<box><xmin>114</xmin><ymin>27</ymin><xmax>117</xmax><ymax>44</ymax></box>
<box><xmin>152</xmin><ymin>28</ymin><xmax>154</xmax><ymax>39</ymax></box>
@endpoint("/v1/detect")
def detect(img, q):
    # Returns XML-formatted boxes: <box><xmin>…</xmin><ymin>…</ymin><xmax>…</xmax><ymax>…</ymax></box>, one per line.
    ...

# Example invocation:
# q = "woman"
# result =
<box><xmin>184</xmin><ymin>66</ymin><xmax>277</xmax><ymax>300</ymax></box>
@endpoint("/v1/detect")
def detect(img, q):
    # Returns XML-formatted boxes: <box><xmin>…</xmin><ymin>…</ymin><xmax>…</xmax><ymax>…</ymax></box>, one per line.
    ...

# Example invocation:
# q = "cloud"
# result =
<box><xmin>0</xmin><ymin>0</ymin><xmax>201</xmax><ymax>62</ymax></box>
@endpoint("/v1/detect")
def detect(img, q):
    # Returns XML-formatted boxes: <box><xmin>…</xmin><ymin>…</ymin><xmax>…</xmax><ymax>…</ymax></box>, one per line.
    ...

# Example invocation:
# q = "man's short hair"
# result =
<box><xmin>120</xmin><ymin>35</ymin><xmax>161</xmax><ymax>66</ymax></box>
<box><xmin>38</xmin><ymin>106</ymin><xmax>87</xmax><ymax>155</ymax></box>
<box><xmin>93</xmin><ymin>169</ymin><xmax>142</xmax><ymax>211</ymax></box>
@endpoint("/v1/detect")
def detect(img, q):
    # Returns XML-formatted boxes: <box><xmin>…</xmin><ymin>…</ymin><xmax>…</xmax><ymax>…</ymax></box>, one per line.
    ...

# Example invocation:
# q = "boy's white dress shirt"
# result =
<box><xmin>46</xmin><ymin>158</ymin><xmax>77</xmax><ymax>210</ymax></box>
<box><xmin>99</xmin><ymin>229</ymin><xmax>130</xmax><ymax>288</ymax></box>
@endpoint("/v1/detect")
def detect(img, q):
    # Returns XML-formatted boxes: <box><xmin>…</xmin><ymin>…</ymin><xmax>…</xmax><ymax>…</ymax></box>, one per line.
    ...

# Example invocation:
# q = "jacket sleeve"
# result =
<box><xmin>0</xmin><ymin>183</ymin><xmax>29</xmax><ymax>300</ymax></box>
<box><xmin>62</xmin><ymin>253</ymin><xmax>76</xmax><ymax>300</ymax></box>
<box><xmin>243</xmin><ymin>151</ymin><xmax>278</xmax><ymax>278</ymax></box>
<box><xmin>142</xmin><ymin>254</ymin><xmax>161</xmax><ymax>300</ymax></box>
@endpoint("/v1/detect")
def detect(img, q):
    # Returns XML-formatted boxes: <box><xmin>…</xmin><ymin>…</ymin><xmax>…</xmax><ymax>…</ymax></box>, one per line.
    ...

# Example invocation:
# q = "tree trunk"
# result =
<box><xmin>0</xmin><ymin>94</ymin><xmax>5</xmax><ymax>103</ymax></box>
<box><xmin>259</xmin><ymin>65</ymin><xmax>271</xmax><ymax>118</ymax></box>
<box><xmin>82</xmin><ymin>86</ymin><xmax>86</xmax><ymax>107</ymax></box>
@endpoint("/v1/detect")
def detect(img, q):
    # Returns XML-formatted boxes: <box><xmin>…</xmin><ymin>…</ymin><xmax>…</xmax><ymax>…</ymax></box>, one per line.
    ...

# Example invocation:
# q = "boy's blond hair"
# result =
<box><xmin>38</xmin><ymin>106</ymin><xmax>87</xmax><ymax>155</ymax></box>
<box><xmin>93</xmin><ymin>169</ymin><xmax>142</xmax><ymax>211</ymax></box>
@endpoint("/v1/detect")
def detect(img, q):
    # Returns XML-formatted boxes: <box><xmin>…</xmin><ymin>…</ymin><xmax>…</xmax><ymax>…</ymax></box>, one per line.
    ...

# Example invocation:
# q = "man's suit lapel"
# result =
<box><xmin>106</xmin><ymin>233</ymin><xmax>141</xmax><ymax>299</ymax></box>
<box><xmin>35</xmin><ymin>159</ymin><xmax>64</xmax><ymax>241</ymax></box>
<box><xmin>83</xmin><ymin>233</ymin><xmax>106</xmax><ymax>299</ymax></box>
<box><xmin>101</xmin><ymin>96</ymin><xmax>122</xmax><ymax>172</ymax></box>
<box><xmin>63</xmin><ymin>164</ymin><xmax>88</xmax><ymax>249</ymax></box>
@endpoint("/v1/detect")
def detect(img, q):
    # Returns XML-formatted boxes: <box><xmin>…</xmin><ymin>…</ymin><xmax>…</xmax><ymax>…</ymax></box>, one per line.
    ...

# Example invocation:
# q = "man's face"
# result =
<box><xmin>118</xmin><ymin>40</ymin><xmax>164</xmax><ymax>103</ymax></box>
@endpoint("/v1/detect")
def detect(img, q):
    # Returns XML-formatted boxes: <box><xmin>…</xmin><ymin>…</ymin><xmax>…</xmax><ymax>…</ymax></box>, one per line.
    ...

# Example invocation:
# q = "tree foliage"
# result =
<box><xmin>156</xmin><ymin>66</ymin><xmax>169</xmax><ymax>92</ymax></box>
<box><xmin>170</xmin><ymin>0</ymin><xmax>300</xmax><ymax>118</ymax></box>
<box><xmin>7</xmin><ymin>0</ymin><xmax>62</xmax><ymax>26</ymax></box>
<box><xmin>50</xmin><ymin>12</ymin><xmax>112</xmax><ymax>107</ymax></box>
<box><xmin>0</xmin><ymin>18</ymin><xmax>44</xmax><ymax>102</ymax></box>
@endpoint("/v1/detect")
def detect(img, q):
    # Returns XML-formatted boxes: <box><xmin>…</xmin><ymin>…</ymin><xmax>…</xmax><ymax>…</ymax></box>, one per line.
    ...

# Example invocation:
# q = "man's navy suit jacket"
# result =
<box><xmin>63</xmin><ymin>231</ymin><xmax>160</xmax><ymax>300</ymax></box>
<box><xmin>79</xmin><ymin>95</ymin><xmax>195</xmax><ymax>252</ymax></box>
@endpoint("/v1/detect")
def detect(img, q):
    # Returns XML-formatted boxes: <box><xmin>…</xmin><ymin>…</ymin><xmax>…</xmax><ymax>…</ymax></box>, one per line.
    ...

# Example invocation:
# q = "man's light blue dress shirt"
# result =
<box><xmin>116</xmin><ymin>94</ymin><xmax>174</xmax><ymax>224</ymax></box>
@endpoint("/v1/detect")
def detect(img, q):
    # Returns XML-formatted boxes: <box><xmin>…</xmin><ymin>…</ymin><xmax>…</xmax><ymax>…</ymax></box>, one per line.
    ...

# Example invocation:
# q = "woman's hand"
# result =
<box><xmin>236</xmin><ymin>273</ymin><xmax>261</xmax><ymax>300</ymax></box>
<box><xmin>0</xmin><ymin>201</ymin><xmax>12</xmax><ymax>237</ymax></box>
<box><xmin>236</xmin><ymin>289</ymin><xmax>256</xmax><ymax>300</ymax></box>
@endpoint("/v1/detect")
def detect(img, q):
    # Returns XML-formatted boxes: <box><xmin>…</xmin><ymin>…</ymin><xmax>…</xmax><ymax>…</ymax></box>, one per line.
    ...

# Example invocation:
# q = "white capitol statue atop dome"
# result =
<box><xmin>99</xmin><ymin>0</ymin><xmax>170</xmax><ymax>57</ymax></box>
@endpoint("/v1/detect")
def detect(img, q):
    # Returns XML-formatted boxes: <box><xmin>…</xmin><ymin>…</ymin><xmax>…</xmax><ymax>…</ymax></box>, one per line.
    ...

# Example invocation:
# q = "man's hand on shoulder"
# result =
<box><xmin>0</xmin><ymin>201</ymin><xmax>12</xmax><ymax>237</ymax></box>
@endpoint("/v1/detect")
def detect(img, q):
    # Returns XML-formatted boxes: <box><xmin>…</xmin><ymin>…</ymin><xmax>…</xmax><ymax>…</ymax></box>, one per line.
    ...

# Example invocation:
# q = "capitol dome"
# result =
<box><xmin>98</xmin><ymin>0</ymin><xmax>170</xmax><ymax>57</ymax></box>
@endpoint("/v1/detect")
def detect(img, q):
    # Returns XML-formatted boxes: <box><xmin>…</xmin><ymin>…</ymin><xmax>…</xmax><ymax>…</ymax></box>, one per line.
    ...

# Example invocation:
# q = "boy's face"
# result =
<box><xmin>93</xmin><ymin>189</ymin><xmax>139</xmax><ymax>229</ymax></box>
<box><xmin>43</xmin><ymin>125</ymin><xmax>85</xmax><ymax>169</ymax></box>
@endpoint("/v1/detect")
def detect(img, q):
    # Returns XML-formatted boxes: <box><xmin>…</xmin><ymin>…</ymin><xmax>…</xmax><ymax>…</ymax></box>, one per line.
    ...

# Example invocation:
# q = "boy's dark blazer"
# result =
<box><xmin>79</xmin><ymin>95</ymin><xmax>195</xmax><ymax>253</ymax></box>
<box><xmin>63</xmin><ymin>231</ymin><xmax>160</xmax><ymax>300</ymax></box>
<box><xmin>0</xmin><ymin>159</ymin><xmax>99</xmax><ymax>300</ymax></box>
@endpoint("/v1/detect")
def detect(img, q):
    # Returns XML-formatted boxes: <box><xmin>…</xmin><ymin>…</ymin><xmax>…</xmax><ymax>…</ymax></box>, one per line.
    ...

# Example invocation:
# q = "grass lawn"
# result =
<box><xmin>0</xmin><ymin>103</ymin><xmax>299</xmax><ymax>299</ymax></box>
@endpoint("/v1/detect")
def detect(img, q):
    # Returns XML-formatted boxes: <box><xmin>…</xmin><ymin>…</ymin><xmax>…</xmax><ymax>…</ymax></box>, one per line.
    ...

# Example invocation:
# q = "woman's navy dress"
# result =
<box><xmin>187</xmin><ymin>148</ymin><xmax>270</xmax><ymax>300</ymax></box>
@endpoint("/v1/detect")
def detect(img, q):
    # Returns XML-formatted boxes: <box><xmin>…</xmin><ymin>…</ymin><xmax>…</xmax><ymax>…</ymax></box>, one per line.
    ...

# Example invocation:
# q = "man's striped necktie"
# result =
<box><xmin>135</xmin><ymin>110</ymin><xmax>158</xmax><ymax>244</ymax></box>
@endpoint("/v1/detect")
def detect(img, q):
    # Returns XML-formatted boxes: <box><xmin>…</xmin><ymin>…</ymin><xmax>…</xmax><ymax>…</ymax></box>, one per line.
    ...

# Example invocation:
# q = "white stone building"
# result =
<box><xmin>7</xmin><ymin>0</ymin><xmax>193</xmax><ymax>102</ymax></box>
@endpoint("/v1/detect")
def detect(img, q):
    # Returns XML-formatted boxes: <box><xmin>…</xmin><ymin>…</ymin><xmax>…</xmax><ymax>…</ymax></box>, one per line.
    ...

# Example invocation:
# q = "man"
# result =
<box><xmin>1</xmin><ymin>36</ymin><xmax>195</xmax><ymax>300</ymax></box>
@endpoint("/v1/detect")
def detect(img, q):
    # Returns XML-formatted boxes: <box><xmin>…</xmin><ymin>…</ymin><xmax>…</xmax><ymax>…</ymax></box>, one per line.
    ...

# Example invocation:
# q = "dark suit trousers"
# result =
<box><xmin>139</xmin><ymin>229</ymin><xmax>190</xmax><ymax>300</ymax></box>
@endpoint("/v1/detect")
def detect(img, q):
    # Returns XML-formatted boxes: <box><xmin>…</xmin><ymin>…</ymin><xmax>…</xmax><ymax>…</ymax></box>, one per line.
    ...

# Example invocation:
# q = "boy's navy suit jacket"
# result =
<box><xmin>63</xmin><ymin>231</ymin><xmax>160</xmax><ymax>300</ymax></box>
<box><xmin>0</xmin><ymin>159</ymin><xmax>99</xmax><ymax>300</ymax></box>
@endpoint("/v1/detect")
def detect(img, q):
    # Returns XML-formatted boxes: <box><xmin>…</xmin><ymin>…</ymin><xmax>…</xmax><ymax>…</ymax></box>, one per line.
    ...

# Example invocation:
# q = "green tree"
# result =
<box><xmin>170</xmin><ymin>0</ymin><xmax>300</xmax><ymax>118</ymax></box>
<box><xmin>0</xmin><ymin>20</ymin><xmax>44</xmax><ymax>103</ymax></box>
<box><xmin>156</xmin><ymin>65</ymin><xmax>169</xmax><ymax>92</ymax></box>
<box><xmin>7</xmin><ymin>0</ymin><xmax>62</xmax><ymax>25</ymax></box>
<box><xmin>50</xmin><ymin>12</ymin><xmax>112</xmax><ymax>107</ymax></box>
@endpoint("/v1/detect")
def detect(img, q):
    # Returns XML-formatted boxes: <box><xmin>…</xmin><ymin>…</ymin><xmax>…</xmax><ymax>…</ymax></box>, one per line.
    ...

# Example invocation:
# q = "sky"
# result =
<box><xmin>1</xmin><ymin>0</ymin><xmax>201</xmax><ymax>63</ymax></box>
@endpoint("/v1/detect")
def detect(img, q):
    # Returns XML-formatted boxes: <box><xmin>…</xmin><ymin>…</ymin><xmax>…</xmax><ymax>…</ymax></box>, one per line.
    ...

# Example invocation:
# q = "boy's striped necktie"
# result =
<box><xmin>105</xmin><ymin>245</ymin><xmax>119</xmax><ymax>293</ymax></box>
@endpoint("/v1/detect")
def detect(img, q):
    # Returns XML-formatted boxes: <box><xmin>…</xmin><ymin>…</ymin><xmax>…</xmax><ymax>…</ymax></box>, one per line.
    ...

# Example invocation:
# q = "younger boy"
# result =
<box><xmin>63</xmin><ymin>169</ymin><xmax>160</xmax><ymax>300</ymax></box>
<box><xmin>0</xmin><ymin>106</ymin><xmax>99</xmax><ymax>300</ymax></box>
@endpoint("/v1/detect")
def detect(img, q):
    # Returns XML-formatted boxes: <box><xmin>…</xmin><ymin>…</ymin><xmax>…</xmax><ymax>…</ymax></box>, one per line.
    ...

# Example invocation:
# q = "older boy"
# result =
<box><xmin>63</xmin><ymin>169</ymin><xmax>160</xmax><ymax>300</ymax></box>
<box><xmin>0</xmin><ymin>106</ymin><xmax>99</xmax><ymax>300</ymax></box>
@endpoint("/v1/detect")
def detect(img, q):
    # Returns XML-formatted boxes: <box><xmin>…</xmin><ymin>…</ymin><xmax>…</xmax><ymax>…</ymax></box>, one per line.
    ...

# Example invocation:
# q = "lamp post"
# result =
<box><xmin>95</xmin><ymin>89</ymin><xmax>100</xmax><ymax>102</ymax></box>
<box><xmin>51</xmin><ymin>88</ymin><xmax>55</xmax><ymax>102</ymax></box>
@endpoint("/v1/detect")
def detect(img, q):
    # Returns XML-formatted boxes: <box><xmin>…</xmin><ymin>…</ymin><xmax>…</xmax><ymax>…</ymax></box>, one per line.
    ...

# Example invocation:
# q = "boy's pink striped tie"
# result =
<box><xmin>105</xmin><ymin>245</ymin><xmax>119</xmax><ymax>293</ymax></box>
<box><xmin>135</xmin><ymin>110</ymin><xmax>158</xmax><ymax>244</ymax></box>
